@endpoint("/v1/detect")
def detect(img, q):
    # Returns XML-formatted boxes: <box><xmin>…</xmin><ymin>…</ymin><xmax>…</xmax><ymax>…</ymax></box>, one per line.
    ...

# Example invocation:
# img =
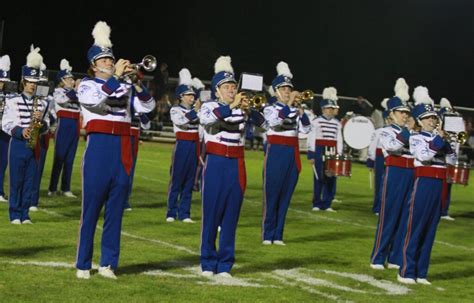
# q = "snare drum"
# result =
<box><xmin>325</xmin><ymin>155</ymin><xmax>352</xmax><ymax>177</ymax></box>
<box><xmin>446</xmin><ymin>162</ymin><xmax>470</xmax><ymax>185</ymax></box>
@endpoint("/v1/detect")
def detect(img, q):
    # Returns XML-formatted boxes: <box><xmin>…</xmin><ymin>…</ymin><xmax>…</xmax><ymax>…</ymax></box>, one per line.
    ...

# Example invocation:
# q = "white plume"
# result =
<box><xmin>26</xmin><ymin>44</ymin><xmax>43</xmax><ymax>68</ymax></box>
<box><xmin>41</xmin><ymin>63</ymin><xmax>47</xmax><ymax>70</ymax></box>
<box><xmin>413</xmin><ymin>86</ymin><xmax>433</xmax><ymax>106</ymax></box>
<box><xmin>0</xmin><ymin>55</ymin><xmax>11</xmax><ymax>71</ymax></box>
<box><xmin>267</xmin><ymin>85</ymin><xmax>275</xmax><ymax>97</ymax></box>
<box><xmin>381</xmin><ymin>98</ymin><xmax>389</xmax><ymax>110</ymax></box>
<box><xmin>192</xmin><ymin>77</ymin><xmax>205</xmax><ymax>90</ymax></box>
<box><xmin>394</xmin><ymin>77</ymin><xmax>410</xmax><ymax>102</ymax></box>
<box><xmin>322</xmin><ymin>87</ymin><xmax>338</xmax><ymax>101</ymax></box>
<box><xmin>92</xmin><ymin>21</ymin><xmax>113</xmax><ymax>48</ymax></box>
<box><xmin>440</xmin><ymin>97</ymin><xmax>452</xmax><ymax>109</ymax></box>
<box><xmin>178</xmin><ymin>68</ymin><xmax>192</xmax><ymax>85</ymax></box>
<box><xmin>60</xmin><ymin>59</ymin><xmax>72</xmax><ymax>72</ymax></box>
<box><xmin>214</xmin><ymin>56</ymin><xmax>233</xmax><ymax>74</ymax></box>
<box><xmin>276</xmin><ymin>61</ymin><xmax>293</xmax><ymax>78</ymax></box>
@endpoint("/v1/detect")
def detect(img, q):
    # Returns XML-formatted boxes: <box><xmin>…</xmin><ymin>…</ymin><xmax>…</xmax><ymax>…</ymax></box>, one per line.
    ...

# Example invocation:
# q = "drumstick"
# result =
<box><xmin>313</xmin><ymin>165</ymin><xmax>319</xmax><ymax>180</ymax></box>
<box><xmin>369</xmin><ymin>170</ymin><xmax>373</xmax><ymax>190</ymax></box>
<box><xmin>199</xmin><ymin>156</ymin><xmax>205</xmax><ymax>166</ymax></box>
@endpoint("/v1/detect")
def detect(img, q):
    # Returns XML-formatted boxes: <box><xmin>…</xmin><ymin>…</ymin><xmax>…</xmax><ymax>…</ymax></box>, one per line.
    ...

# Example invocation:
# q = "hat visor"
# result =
<box><xmin>275</xmin><ymin>82</ymin><xmax>294</xmax><ymax>89</ymax></box>
<box><xmin>0</xmin><ymin>78</ymin><xmax>10</xmax><ymax>82</ymax></box>
<box><xmin>216</xmin><ymin>78</ymin><xmax>237</xmax><ymax>87</ymax></box>
<box><xmin>23</xmin><ymin>76</ymin><xmax>41</xmax><ymax>83</ymax></box>
<box><xmin>393</xmin><ymin>106</ymin><xmax>410</xmax><ymax>112</ymax></box>
<box><xmin>418</xmin><ymin>112</ymin><xmax>438</xmax><ymax>119</ymax></box>
<box><xmin>92</xmin><ymin>53</ymin><xmax>115</xmax><ymax>63</ymax></box>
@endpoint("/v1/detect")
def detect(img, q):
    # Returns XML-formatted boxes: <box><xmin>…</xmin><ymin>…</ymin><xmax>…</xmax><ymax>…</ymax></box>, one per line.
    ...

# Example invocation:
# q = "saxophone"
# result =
<box><xmin>26</xmin><ymin>96</ymin><xmax>43</xmax><ymax>149</ymax></box>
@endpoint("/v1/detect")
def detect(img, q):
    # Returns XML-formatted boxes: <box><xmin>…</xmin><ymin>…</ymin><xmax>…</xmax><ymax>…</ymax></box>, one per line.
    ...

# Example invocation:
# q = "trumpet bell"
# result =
<box><xmin>301</xmin><ymin>89</ymin><xmax>314</xmax><ymax>101</ymax></box>
<box><xmin>249</xmin><ymin>94</ymin><xmax>267</xmax><ymax>109</ymax></box>
<box><xmin>141</xmin><ymin>55</ymin><xmax>157</xmax><ymax>72</ymax></box>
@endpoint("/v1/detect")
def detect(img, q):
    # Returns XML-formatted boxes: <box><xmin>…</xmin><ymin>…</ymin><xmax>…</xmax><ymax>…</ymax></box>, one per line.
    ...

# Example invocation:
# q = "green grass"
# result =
<box><xmin>0</xmin><ymin>140</ymin><xmax>473</xmax><ymax>302</ymax></box>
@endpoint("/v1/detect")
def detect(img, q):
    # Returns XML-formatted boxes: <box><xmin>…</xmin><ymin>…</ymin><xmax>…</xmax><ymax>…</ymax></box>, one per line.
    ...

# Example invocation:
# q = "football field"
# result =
<box><xmin>0</xmin><ymin>141</ymin><xmax>473</xmax><ymax>302</ymax></box>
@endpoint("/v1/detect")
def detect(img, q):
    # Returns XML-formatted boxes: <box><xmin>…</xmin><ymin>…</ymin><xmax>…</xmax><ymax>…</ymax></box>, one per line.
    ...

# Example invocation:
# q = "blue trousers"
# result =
<box><xmin>441</xmin><ymin>182</ymin><xmax>452</xmax><ymax>216</ymax></box>
<box><xmin>200</xmin><ymin>154</ymin><xmax>245</xmax><ymax>273</ymax></box>
<box><xmin>371</xmin><ymin>166</ymin><xmax>414</xmax><ymax>265</ymax></box>
<box><xmin>76</xmin><ymin>133</ymin><xmax>129</xmax><ymax>270</ymax></box>
<box><xmin>8</xmin><ymin>137</ymin><xmax>37</xmax><ymax>221</ymax></box>
<box><xmin>49</xmin><ymin>118</ymin><xmax>79</xmax><ymax>192</ymax></box>
<box><xmin>166</xmin><ymin>140</ymin><xmax>198</xmax><ymax>220</ymax></box>
<box><xmin>125</xmin><ymin>133</ymin><xmax>139</xmax><ymax>209</ymax></box>
<box><xmin>262</xmin><ymin>144</ymin><xmax>299</xmax><ymax>241</ymax></box>
<box><xmin>312</xmin><ymin>146</ymin><xmax>336</xmax><ymax>210</ymax></box>
<box><xmin>31</xmin><ymin>134</ymin><xmax>49</xmax><ymax>206</ymax></box>
<box><xmin>372</xmin><ymin>154</ymin><xmax>385</xmax><ymax>213</ymax></box>
<box><xmin>400</xmin><ymin>177</ymin><xmax>442</xmax><ymax>279</ymax></box>
<box><xmin>0</xmin><ymin>130</ymin><xmax>10</xmax><ymax>197</ymax></box>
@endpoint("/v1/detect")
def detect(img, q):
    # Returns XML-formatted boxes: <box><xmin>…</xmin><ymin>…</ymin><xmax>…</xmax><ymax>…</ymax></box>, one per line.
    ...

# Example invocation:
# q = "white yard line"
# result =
<box><xmin>39</xmin><ymin>208</ymin><xmax>199</xmax><ymax>256</ymax></box>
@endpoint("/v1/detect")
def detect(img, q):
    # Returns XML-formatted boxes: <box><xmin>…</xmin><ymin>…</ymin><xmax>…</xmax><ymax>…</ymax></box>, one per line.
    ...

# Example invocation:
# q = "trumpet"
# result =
<box><xmin>447</xmin><ymin>131</ymin><xmax>468</xmax><ymax>144</ymax></box>
<box><xmin>121</xmin><ymin>55</ymin><xmax>157</xmax><ymax>80</ymax></box>
<box><xmin>294</xmin><ymin>89</ymin><xmax>315</xmax><ymax>105</ymax></box>
<box><xmin>239</xmin><ymin>92</ymin><xmax>267</xmax><ymax>111</ymax></box>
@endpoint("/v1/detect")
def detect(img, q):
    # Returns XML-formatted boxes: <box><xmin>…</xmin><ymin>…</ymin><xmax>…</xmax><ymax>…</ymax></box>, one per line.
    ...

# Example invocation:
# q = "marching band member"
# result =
<box><xmin>75</xmin><ymin>21</ymin><xmax>155</xmax><ymax>279</ymax></box>
<box><xmin>370</xmin><ymin>78</ymin><xmax>413</xmax><ymax>270</ymax></box>
<box><xmin>48</xmin><ymin>59</ymin><xmax>81</xmax><ymax>198</ymax></box>
<box><xmin>438</xmin><ymin>97</ymin><xmax>456</xmax><ymax>221</ymax></box>
<box><xmin>0</xmin><ymin>55</ymin><xmax>12</xmax><ymax>203</ymax></box>
<box><xmin>124</xmin><ymin>94</ymin><xmax>152</xmax><ymax>211</ymax></box>
<box><xmin>166</xmin><ymin>68</ymin><xmax>201</xmax><ymax>223</ymax></box>
<box><xmin>30</xmin><ymin>63</ymin><xmax>53</xmax><ymax>211</ymax></box>
<box><xmin>307</xmin><ymin>87</ymin><xmax>342</xmax><ymax>212</ymax></box>
<box><xmin>398</xmin><ymin>87</ymin><xmax>456</xmax><ymax>285</ymax></box>
<box><xmin>261</xmin><ymin>62</ymin><xmax>310</xmax><ymax>245</ymax></box>
<box><xmin>366</xmin><ymin>98</ymin><xmax>390</xmax><ymax>215</ymax></box>
<box><xmin>2</xmin><ymin>45</ymin><xmax>49</xmax><ymax>224</ymax></box>
<box><xmin>198</xmin><ymin>56</ymin><xmax>248</xmax><ymax>277</ymax></box>
<box><xmin>191</xmin><ymin>77</ymin><xmax>206</xmax><ymax>192</ymax></box>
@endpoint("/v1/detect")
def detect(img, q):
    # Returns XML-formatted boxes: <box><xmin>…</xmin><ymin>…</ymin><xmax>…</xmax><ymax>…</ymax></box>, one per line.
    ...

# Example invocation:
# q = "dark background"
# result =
<box><xmin>1</xmin><ymin>0</ymin><xmax>473</xmax><ymax>108</ymax></box>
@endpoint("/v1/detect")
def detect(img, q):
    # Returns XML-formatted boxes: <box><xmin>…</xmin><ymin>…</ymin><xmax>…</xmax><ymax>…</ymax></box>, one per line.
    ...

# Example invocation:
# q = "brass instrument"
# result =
<box><xmin>238</xmin><ymin>92</ymin><xmax>267</xmax><ymax>111</ymax></box>
<box><xmin>294</xmin><ymin>89</ymin><xmax>315</xmax><ymax>105</ymax></box>
<box><xmin>26</xmin><ymin>97</ymin><xmax>43</xmax><ymax>149</ymax></box>
<box><xmin>122</xmin><ymin>55</ymin><xmax>157</xmax><ymax>80</ymax></box>
<box><xmin>447</xmin><ymin>131</ymin><xmax>468</xmax><ymax>144</ymax></box>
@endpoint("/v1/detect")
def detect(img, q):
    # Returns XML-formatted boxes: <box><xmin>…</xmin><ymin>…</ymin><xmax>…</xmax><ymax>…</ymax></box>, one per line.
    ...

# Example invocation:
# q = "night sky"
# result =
<box><xmin>1</xmin><ymin>0</ymin><xmax>473</xmax><ymax>108</ymax></box>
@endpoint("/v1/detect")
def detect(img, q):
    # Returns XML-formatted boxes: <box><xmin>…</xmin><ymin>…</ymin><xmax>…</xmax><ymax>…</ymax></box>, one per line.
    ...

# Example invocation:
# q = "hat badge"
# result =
<box><xmin>284</xmin><ymin>76</ymin><xmax>290</xmax><ymax>82</ymax></box>
<box><xmin>30</xmin><ymin>69</ymin><xmax>37</xmax><ymax>76</ymax></box>
<box><xmin>2</xmin><ymin>71</ymin><xmax>6</xmax><ymax>77</ymax></box>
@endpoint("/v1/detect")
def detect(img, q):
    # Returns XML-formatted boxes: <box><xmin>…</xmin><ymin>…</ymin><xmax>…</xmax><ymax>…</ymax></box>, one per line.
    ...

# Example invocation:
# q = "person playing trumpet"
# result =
<box><xmin>166</xmin><ymin>68</ymin><xmax>201</xmax><ymax>223</ymax></box>
<box><xmin>198</xmin><ymin>56</ymin><xmax>248</xmax><ymax>278</ymax></box>
<box><xmin>1</xmin><ymin>45</ymin><xmax>49</xmax><ymax>224</ymax></box>
<box><xmin>397</xmin><ymin>86</ymin><xmax>457</xmax><ymax>285</ymax></box>
<box><xmin>261</xmin><ymin>62</ymin><xmax>310</xmax><ymax>245</ymax></box>
<box><xmin>75</xmin><ymin>21</ymin><xmax>155</xmax><ymax>280</ymax></box>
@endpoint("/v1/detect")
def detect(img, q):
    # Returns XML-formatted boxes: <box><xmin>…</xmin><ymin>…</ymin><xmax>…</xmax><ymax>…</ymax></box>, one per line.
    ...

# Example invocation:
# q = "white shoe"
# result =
<box><xmin>182</xmin><ymin>218</ymin><xmax>195</xmax><ymax>223</ymax></box>
<box><xmin>262</xmin><ymin>240</ymin><xmax>272</xmax><ymax>245</ymax></box>
<box><xmin>124</xmin><ymin>207</ymin><xmax>132</xmax><ymax>212</ymax></box>
<box><xmin>201</xmin><ymin>271</ymin><xmax>214</xmax><ymax>277</ymax></box>
<box><xmin>441</xmin><ymin>215</ymin><xmax>455</xmax><ymax>221</ymax></box>
<box><xmin>332</xmin><ymin>198</ymin><xmax>342</xmax><ymax>203</ymax></box>
<box><xmin>325</xmin><ymin>208</ymin><xmax>337</xmax><ymax>213</ymax></box>
<box><xmin>98</xmin><ymin>266</ymin><xmax>117</xmax><ymax>279</ymax></box>
<box><xmin>22</xmin><ymin>219</ymin><xmax>33</xmax><ymax>224</ymax></box>
<box><xmin>312</xmin><ymin>207</ymin><xmax>320</xmax><ymax>211</ymax></box>
<box><xmin>387</xmin><ymin>263</ymin><xmax>400</xmax><ymax>269</ymax></box>
<box><xmin>0</xmin><ymin>195</ymin><xmax>7</xmax><ymax>202</ymax></box>
<box><xmin>397</xmin><ymin>274</ymin><xmax>416</xmax><ymax>284</ymax></box>
<box><xmin>10</xmin><ymin>219</ymin><xmax>21</xmax><ymax>225</ymax></box>
<box><xmin>416</xmin><ymin>278</ymin><xmax>432</xmax><ymax>285</ymax></box>
<box><xmin>47</xmin><ymin>191</ymin><xmax>57</xmax><ymax>197</ymax></box>
<box><xmin>273</xmin><ymin>240</ymin><xmax>286</xmax><ymax>246</ymax></box>
<box><xmin>29</xmin><ymin>206</ymin><xmax>38</xmax><ymax>212</ymax></box>
<box><xmin>216</xmin><ymin>272</ymin><xmax>232</xmax><ymax>278</ymax></box>
<box><xmin>62</xmin><ymin>191</ymin><xmax>77</xmax><ymax>198</ymax></box>
<box><xmin>374</xmin><ymin>212</ymin><xmax>379</xmax><ymax>216</ymax></box>
<box><xmin>166</xmin><ymin>217</ymin><xmax>175</xmax><ymax>223</ymax></box>
<box><xmin>370</xmin><ymin>264</ymin><xmax>385</xmax><ymax>270</ymax></box>
<box><xmin>218</xmin><ymin>226</ymin><xmax>222</xmax><ymax>232</ymax></box>
<box><xmin>76</xmin><ymin>269</ymin><xmax>90</xmax><ymax>279</ymax></box>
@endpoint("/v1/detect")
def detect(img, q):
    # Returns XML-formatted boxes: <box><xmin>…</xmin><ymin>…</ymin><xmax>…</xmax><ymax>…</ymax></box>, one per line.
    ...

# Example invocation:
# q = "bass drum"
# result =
<box><xmin>343</xmin><ymin>116</ymin><xmax>375</xmax><ymax>150</ymax></box>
